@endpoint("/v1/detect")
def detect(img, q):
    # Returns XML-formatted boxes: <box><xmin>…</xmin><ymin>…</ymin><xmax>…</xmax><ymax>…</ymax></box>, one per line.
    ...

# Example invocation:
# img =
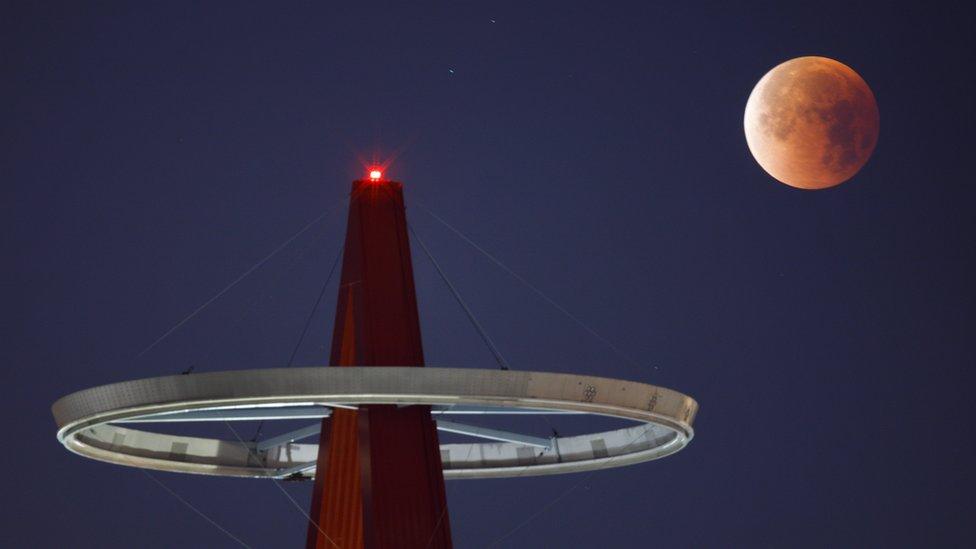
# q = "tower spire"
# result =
<box><xmin>306</xmin><ymin>175</ymin><xmax>452</xmax><ymax>549</ymax></box>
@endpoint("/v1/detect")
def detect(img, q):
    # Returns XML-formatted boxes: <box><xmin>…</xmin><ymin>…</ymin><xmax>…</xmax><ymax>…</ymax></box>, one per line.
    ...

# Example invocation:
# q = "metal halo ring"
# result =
<box><xmin>53</xmin><ymin>367</ymin><xmax>697</xmax><ymax>479</ymax></box>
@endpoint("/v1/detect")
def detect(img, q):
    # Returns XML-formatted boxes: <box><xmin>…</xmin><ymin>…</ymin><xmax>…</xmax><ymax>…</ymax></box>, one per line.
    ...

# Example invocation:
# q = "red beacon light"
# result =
<box><xmin>368</xmin><ymin>169</ymin><xmax>383</xmax><ymax>181</ymax></box>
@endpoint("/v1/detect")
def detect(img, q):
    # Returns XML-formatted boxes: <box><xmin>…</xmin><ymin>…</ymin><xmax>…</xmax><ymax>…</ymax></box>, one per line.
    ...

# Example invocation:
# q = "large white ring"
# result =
<box><xmin>53</xmin><ymin>367</ymin><xmax>698</xmax><ymax>479</ymax></box>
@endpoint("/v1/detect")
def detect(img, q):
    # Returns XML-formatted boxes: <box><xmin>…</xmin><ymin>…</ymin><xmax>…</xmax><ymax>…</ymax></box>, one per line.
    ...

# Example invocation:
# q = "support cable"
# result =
<box><xmin>141</xmin><ymin>470</ymin><xmax>251</xmax><ymax>548</ymax></box>
<box><xmin>138</xmin><ymin>208</ymin><xmax>333</xmax><ymax>358</ymax></box>
<box><xmin>223</xmin><ymin>422</ymin><xmax>341</xmax><ymax>549</ymax></box>
<box><xmin>414</xmin><ymin>200</ymin><xmax>645</xmax><ymax>371</ymax></box>
<box><xmin>129</xmin><ymin>198</ymin><xmax>351</xmax><ymax>546</ymax></box>
<box><xmin>407</xmin><ymin>222</ymin><xmax>511</xmax><ymax>371</ymax></box>
<box><xmin>197</xmin><ymin>218</ymin><xmax>333</xmax><ymax>372</ymax></box>
<box><xmin>285</xmin><ymin>245</ymin><xmax>344</xmax><ymax>368</ymax></box>
<box><xmin>485</xmin><ymin>423</ymin><xmax>657</xmax><ymax>547</ymax></box>
<box><xmin>411</xmin><ymin>213</ymin><xmax>571</xmax><ymax>518</ymax></box>
<box><xmin>130</xmin><ymin>203</ymin><xmax>346</xmax><ymax>548</ymax></box>
<box><xmin>424</xmin><ymin>505</ymin><xmax>450</xmax><ymax>549</ymax></box>
<box><xmin>425</xmin><ymin>441</ymin><xmax>476</xmax><ymax>549</ymax></box>
<box><xmin>251</xmin><ymin>244</ymin><xmax>344</xmax><ymax>441</ymax></box>
<box><xmin>409</xmin><ymin>206</ymin><xmax>563</xmax><ymax>434</ymax></box>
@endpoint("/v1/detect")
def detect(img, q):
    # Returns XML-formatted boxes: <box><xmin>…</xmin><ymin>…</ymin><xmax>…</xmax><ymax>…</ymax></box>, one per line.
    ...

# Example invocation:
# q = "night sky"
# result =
<box><xmin>5</xmin><ymin>2</ymin><xmax>975</xmax><ymax>547</ymax></box>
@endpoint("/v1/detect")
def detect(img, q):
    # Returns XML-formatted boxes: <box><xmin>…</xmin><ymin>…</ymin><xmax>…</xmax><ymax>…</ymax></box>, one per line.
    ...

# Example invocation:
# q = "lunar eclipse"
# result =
<box><xmin>744</xmin><ymin>56</ymin><xmax>880</xmax><ymax>190</ymax></box>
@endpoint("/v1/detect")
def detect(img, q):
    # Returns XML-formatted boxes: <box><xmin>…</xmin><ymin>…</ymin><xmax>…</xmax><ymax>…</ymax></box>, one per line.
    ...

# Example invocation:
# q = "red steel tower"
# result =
<box><xmin>306</xmin><ymin>171</ymin><xmax>452</xmax><ymax>548</ymax></box>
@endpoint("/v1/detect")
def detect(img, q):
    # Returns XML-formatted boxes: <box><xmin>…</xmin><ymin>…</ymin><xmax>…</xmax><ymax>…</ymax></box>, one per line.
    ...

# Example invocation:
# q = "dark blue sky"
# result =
<box><xmin>5</xmin><ymin>2</ymin><xmax>974</xmax><ymax>547</ymax></box>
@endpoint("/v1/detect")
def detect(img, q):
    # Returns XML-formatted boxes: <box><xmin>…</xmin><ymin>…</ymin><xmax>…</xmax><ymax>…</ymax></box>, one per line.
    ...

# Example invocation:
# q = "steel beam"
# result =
<box><xmin>256</xmin><ymin>424</ymin><xmax>324</xmax><ymax>451</ymax></box>
<box><xmin>258</xmin><ymin>417</ymin><xmax>555</xmax><ymax>455</ymax></box>
<box><xmin>435</xmin><ymin>419</ymin><xmax>551</xmax><ymax>448</ymax></box>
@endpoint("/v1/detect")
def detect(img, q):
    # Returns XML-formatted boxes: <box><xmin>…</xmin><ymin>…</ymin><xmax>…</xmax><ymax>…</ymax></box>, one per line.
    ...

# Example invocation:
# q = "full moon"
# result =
<box><xmin>744</xmin><ymin>56</ymin><xmax>879</xmax><ymax>190</ymax></box>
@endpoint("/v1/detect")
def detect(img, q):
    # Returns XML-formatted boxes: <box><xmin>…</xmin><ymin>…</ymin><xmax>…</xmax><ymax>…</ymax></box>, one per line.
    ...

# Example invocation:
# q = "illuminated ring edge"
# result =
<box><xmin>52</xmin><ymin>367</ymin><xmax>698</xmax><ymax>479</ymax></box>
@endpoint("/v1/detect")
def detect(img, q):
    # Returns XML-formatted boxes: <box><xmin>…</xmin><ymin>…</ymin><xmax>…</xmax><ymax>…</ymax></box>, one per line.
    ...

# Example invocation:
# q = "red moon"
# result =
<box><xmin>744</xmin><ymin>56</ymin><xmax>879</xmax><ymax>190</ymax></box>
